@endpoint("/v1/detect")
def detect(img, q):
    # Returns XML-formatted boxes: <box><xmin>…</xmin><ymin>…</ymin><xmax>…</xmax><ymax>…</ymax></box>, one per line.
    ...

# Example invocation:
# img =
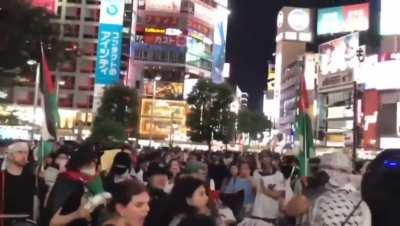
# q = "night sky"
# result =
<box><xmin>226</xmin><ymin>0</ymin><xmax>284</xmax><ymax>112</ymax></box>
<box><xmin>226</xmin><ymin>0</ymin><xmax>369</xmax><ymax>112</ymax></box>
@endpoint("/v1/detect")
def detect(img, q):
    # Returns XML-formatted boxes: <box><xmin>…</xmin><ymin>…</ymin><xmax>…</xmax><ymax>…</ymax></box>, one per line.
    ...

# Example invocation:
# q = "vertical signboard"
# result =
<box><xmin>211</xmin><ymin>1</ymin><xmax>228</xmax><ymax>84</ymax></box>
<box><xmin>93</xmin><ymin>0</ymin><xmax>125</xmax><ymax>112</ymax></box>
<box><xmin>127</xmin><ymin>0</ymin><xmax>138</xmax><ymax>87</ymax></box>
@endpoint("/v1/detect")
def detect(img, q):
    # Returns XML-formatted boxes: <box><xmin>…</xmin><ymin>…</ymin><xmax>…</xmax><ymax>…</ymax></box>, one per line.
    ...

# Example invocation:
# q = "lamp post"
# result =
<box><xmin>149</xmin><ymin>75</ymin><xmax>161</xmax><ymax>147</ymax></box>
<box><xmin>27</xmin><ymin>59</ymin><xmax>39</xmax><ymax>140</ymax></box>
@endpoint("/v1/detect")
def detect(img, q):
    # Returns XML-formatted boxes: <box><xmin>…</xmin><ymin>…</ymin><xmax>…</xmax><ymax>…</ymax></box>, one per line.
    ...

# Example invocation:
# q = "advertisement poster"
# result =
<box><xmin>317</xmin><ymin>3</ymin><xmax>369</xmax><ymax>35</ymax></box>
<box><xmin>139</xmin><ymin>99</ymin><xmax>187</xmax><ymax>139</ymax></box>
<box><xmin>143</xmin><ymin>81</ymin><xmax>184</xmax><ymax>100</ymax></box>
<box><xmin>211</xmin><ymin>3</ymin><xmax>228</xmax><ymax>84</ymax></box>
<box><xmin>319</xmin><ymin>32</ymin><xmax>359</xmax><ymax>76</ymax></box>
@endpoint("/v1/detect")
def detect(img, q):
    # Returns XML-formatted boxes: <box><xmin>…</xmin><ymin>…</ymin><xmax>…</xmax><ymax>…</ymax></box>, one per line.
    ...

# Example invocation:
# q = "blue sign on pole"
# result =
<box><xmin>95</xmin><ymin>24</ymin><xmax>123</xmax><ymax>85</ymax></box>
<box><xmin>94</xmin><ymin>0</ymin><xmax>125</xmax><ymax>85</ymax></box>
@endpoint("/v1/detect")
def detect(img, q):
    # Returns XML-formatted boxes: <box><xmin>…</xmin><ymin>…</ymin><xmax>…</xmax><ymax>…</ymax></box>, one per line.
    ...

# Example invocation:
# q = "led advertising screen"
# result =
<box><xmin>317</xmin><ymin>3</ymin><xmax>369</xmax><ymax>35</ymax></box>
<box><xmin>139</xmin><ymin>99</ymin><xmax>187</xmax><ymax>139</ymax></box>
<box><xmin>381</xmin><ymin>0</ymin><xmax>400</xmax><ymax>35</ymax></box>
<box><xmin>145</xmin><ymin>0</ymin><xmax>181</xmax><ymax>13</ymax></box>
<box><xmin>143</xmin><ymin>80</ymin><xmax>184</xmax><ymax>100</ymax></box>
<box><xmin>319</xmin><ymin>32</ymin><xmax>359</xmax><ymax>76</ymax></box>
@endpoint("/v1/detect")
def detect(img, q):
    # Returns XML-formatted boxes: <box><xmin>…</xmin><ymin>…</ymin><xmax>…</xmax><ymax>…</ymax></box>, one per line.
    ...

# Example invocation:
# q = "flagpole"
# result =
<box><xmin>32</xmin><ymin>62</ymin><xmax>41</xmax><ymax>139</ymax></box>
<box><xmin>304</xmin><ymin>122</ymin><xmax>308</xmax><ymax>177</ymax></box>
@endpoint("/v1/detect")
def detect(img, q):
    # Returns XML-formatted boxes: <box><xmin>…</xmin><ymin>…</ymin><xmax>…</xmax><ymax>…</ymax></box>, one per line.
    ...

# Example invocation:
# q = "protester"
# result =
<box><xmin>144</xmin><ymin>163</ymin><xmax>170</xmax><ymax>226</ymax></box>
<box><xmin>184</xmin><ymin>160</ymin><xmax>208</xmax><ymax>182</ymax></box>
<box><xmin>47</xmin><ymin>147</ymin><xmax>99</xmax><ymax>226</ymax></box>
<box><xmin>251</xmin><ymin>151</ymin><xmax>285</xmax><ymax>225</ymax></box>
<box><xmin>208</xmin><ymin>155</ymin><xmax>229</xmax><ymax>191</ymax></box>
<box><xmin>298</xmin><ymin>152</ymin><xmax>371</xmax><ymax>226</ymax></box>
<box><xmin>165</xmin><ymin>159</ymin><xmax>181</xmax><ymax>193</ymax></box>
<box><xmin>104</xmin><ymin>151</ymin><xmax>133</xmax><ymax>192</ymax></box>
<box><xmin>169</xmin><ymin>177</ymin><xmax>212</xmax><ymax>226</ymax></box>
<box><xmin>362</xmin><ymin>149</ymin><xmax>400</xmax><ymax>226</ymax></box>
<box><xmin>0</xmin><ymin>142</ymin><xmax>36</xmax><ymax>226</ymax></box>
<box><xmin>106</xmin><ymin>180</ymin><xmax>150</xmax><ymax>226</ymax></box>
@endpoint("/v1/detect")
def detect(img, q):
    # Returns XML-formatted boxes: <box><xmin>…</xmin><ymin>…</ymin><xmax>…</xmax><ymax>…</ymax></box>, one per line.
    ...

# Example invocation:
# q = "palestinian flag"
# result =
<box><xmin>36</xmin><ymin>44</ymin><xmax>60</xmax><ymax>163</ymax></box>
<box><xmin>295</xmin><ymin>73</ymin><xmax>314</xmax><ymax>177</ymax></box>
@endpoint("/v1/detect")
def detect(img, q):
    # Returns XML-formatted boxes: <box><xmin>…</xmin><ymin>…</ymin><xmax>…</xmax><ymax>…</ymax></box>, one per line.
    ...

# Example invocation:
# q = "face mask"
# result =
<box><xmin>81</xmin><ymin>167</ymin><xmax>96</xmax><ymax>176</ymax></box>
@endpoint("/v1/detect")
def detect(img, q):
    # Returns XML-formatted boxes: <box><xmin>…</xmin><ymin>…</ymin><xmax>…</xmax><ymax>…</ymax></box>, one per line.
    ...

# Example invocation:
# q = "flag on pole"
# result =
<box><xmin>295</xmin><ymin>73</ymin><xmax>314</xmax><ymax>177</ymax></box>
<box><xmin>36</xmin><ymin>43</ymin><xmax>60</xmax><ymax>163</ymax></box>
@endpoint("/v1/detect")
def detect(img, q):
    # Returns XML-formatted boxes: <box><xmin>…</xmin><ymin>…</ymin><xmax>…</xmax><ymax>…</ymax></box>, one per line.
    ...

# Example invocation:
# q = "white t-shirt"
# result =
<box><xmin>252</xmin><ymin>170</ymin><xmax>285</xmax><ymax>219</ymax></box>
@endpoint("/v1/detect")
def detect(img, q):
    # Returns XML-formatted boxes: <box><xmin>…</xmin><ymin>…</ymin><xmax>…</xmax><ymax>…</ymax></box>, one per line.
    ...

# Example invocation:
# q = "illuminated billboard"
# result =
<box><xmin>143</xmin><ymin>81</ymin><xmax>184</xmax><ymax>100</ymax></box>
<box><xmin>381</xmin><ymin>0</ymin><xmax>400</xmax><ymax>35</ymax></box>
<box><xmin>319</xmin><ymin>32</ymin><xmax>359</xmax><ymax>77</ymax></box>
<box><xmin>139</xmin><ymin>99</ymin><xmax>187</xmax><ymax>139</ymax></box>
<box><xmin>30</xmin><ymin>0</ymin><xmax>57</xmax><ymax>14</ymax></box>
<box><xmin>145</xmin><ymin>0</ymin><xmax>181</xmax><ymax>13</ymax></box>
<box><xmin>317</xmin><ymin>3</ymin><xmax>369</xmax><ymax>35</ymax></box>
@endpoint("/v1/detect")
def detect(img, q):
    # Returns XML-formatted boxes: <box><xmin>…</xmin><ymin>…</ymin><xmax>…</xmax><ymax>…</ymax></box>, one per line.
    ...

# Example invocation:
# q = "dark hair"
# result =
<box><xmin>362</xmin><ymin>149</ymin><xmax>400</xmax><ymax>226</ymax></box>
<box><xmin>170</xmin><ymin>177</ymin><xmax>205</xmax><ymax>216</ymax></box>
<box><xmin>65</xmin><ymin>149</ymin><xmax>97</xmax><ymax>171</ymax></box>
<box><xmin>177</xmin><ymin>214</ymin><xmax>216</xmax><ymax>226</ymax></box>
<box><xmin>109</xmin><ymin>180</ymin><xmax>147</xmax><ymax>211</ymax></box>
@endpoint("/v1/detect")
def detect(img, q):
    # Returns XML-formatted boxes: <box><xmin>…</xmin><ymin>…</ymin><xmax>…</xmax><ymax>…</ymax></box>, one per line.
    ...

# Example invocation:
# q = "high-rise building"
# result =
<box><xmin>131</xmin><ymin>0</ymin><xmax>229</xmax><ymax>141</ymax></box>
<box><xmin>10</xmin><ymin>0</ymin><xmax>133</xmax><ymax>138</ymax></box>
<box><xmin>10</xmin><ymin>0</ymin><xmax>228</xmax><ymax>141</ymax></box>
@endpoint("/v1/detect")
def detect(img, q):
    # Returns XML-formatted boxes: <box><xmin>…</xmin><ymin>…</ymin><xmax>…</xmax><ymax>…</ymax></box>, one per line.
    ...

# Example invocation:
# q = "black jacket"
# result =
<box><xmin>144</xmin><ymin>187</ymin><xmax>171</xmax><ymax>226</ymax></box>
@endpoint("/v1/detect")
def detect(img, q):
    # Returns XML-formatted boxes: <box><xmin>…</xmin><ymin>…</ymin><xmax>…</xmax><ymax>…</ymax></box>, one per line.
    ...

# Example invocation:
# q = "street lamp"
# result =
<box><xmin>149</xmin><ymin>75</ymin><xmax>161</xmax><ymax>147</ymax></box>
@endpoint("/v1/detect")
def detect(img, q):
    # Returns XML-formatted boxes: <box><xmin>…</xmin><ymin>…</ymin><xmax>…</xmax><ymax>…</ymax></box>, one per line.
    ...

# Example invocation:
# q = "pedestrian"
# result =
<box><xmin>47</xmin><ymin>147</ymin><xmax>99</xmax><ymax>226</ymax></box>
<box><xmin>0</xmin><ymin>142</ymin><xmax>36</xmax><ymax>226</ymax></box>
<box><xmin>104</xmin><ymin>180</ymin><xmax>150</xmax><ymax>226</ymax></box>
<box><xmin>143</xmin><ymin>163</ymin><xmax>170</xmax><ymax>226</ymax></box>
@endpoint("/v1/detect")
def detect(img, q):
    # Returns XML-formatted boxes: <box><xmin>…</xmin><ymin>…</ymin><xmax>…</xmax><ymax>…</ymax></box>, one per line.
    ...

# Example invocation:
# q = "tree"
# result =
<box><xmin>186</xmin><ymin>79</ymin><xmax>235</xmax><ymax>150</ymax></box>
<box><xmin>90</xmin><ymin>85</ymin><xmax>139</xmax><ymax>144</ymax></box>
<box><xmin>0</xmin><ymin>0</ymin><xmax>75</xmax><ymax>72</ymax></box>
<box><xmin>238</xmin><ymin>109</ymin><xmax>272</xmax><ymax>142</ymax></box>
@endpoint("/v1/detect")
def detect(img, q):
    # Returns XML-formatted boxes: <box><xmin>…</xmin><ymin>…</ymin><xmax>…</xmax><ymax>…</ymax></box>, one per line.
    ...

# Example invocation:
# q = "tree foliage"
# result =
<box><xmin>186</xmin><ymin>79</ymin><xmax>235</xmax><ymax>149</ymax></box>
<box><xmin>238</xmin><ymin>109</ymin><xmax>271</xmax><ymax>137</ymax></box>
<box><xmin>90</xmin><ymin>85</ymin><xmax>139</xmax><ymax>143</ymax></box>
<box><xmin>89</xmin><ymin>119</ymin><xmax>127</xmax><ymax>144</ymax></box>
<box><xmin>0</xmin><ymin>0</ymin><xmax>75</xmax><ymax>72</ymax></box>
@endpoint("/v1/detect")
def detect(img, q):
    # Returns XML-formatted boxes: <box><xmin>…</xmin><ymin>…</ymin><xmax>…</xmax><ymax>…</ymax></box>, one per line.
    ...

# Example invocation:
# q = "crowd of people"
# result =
<box><xmin>0</xmin><ymin>140</ymin><xmax>399</xmax><ymax>226</ymax></box>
